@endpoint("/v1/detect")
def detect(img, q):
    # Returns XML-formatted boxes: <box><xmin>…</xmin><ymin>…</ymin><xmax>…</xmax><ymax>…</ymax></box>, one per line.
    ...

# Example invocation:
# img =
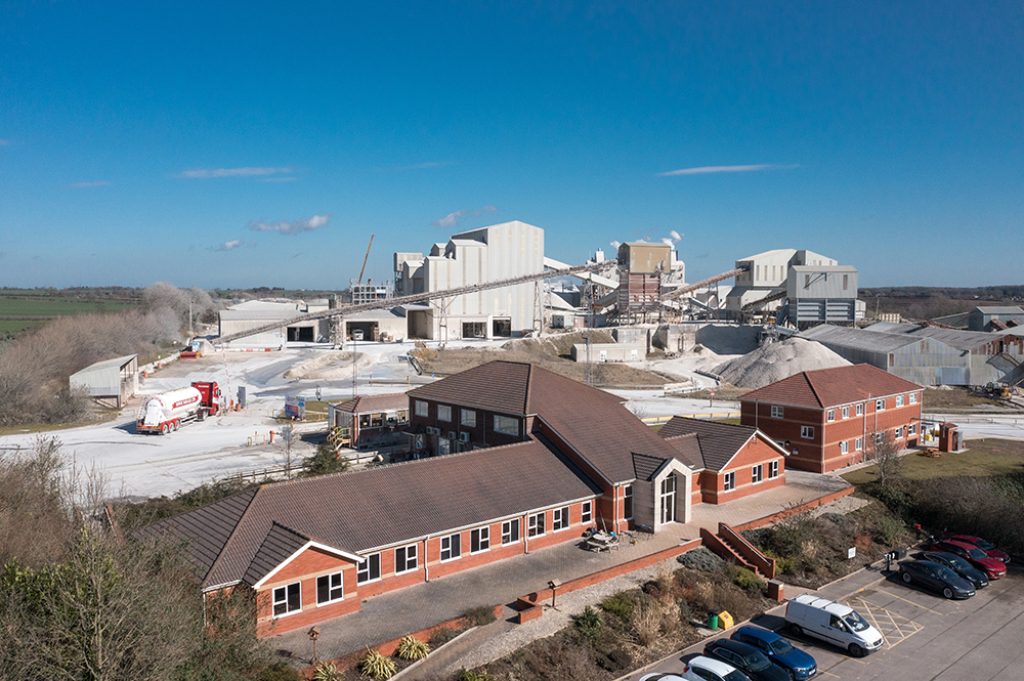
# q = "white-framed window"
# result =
<box><xmin>894</xmin><ymin>426</ymin><xmax>903</xmax><ymax>439</ymax></box>
<box><xmin>723</xmin><ymin>471</ymin><xmax>736</xmax><ymax>491</ymax></box>
<box><xmin>876</xmin><ymin>398</ymin><xmax>886</xmax><ymax>411</ymax></box>
<box><xmin>751</xmin><ymin>464</ymin><xmax>763</xmax><ymax>484</ymax></box>
<box><xmin>470</xmin><ymin>527</ymin><xmax>490</xmax><ymax>553</ymax></box>
<box><xmin>826</xmin><ymin>409</ymin><xmax>835</xmax><ymax>422</ymax></box>
<box><xmin>316</xmin><ymin>572</ymin><xmax>344</xmax><ymax>605</ymax></box>
<box><xmin>460</xmin><ymin>409</ymin><xmax>476</xmax><ymax>427</ymax></box>
<box><xmin>895</xmin><ymin>395</ymin><xmax>904</xmax><ymax>407</ymax></box>
<box><xmin>414</xmin><ymin>400</ymin><xmax>428</xmax><ymax>417</ymax></box>
<box><xmin>909</xmin><ymin>393</ymin><xmax>918</xmax><ymax>405</ymax></box>
<box><xmin>273</xmin><ymin>582</ymin><xmax>301</xmax><ymax>617</ymax></box>
<box><xmin>528</xmin><ymin>512</ymin><xmax>545</xmax><ymax>537</ymax></box>
<box><xmin>771</xmin><ymin>405</ymin><xmax>784</xmax><ymax>418</ymax></box>
<box><xmin>801</xmin><ymin>425</ymin><xmax>814</xmax><ymax>439</ymax></box>
<box><xmin>855</xmin><ymin>437</ymin><xmax>863</xmax><ymax>452</ymax></box>
<box><xmin>395</xmin><ymin>544</ymin><xmax>418</xmax><ymax>574</ymax></box>
<box><xmin>357</xmin><ymin>553</ymin><xmax>381</xmax><ymax>584</ymax></box>
<box><xmin>874</xmin><ymin>432</ymin><xmax>884</xmax><ymax>446</ymax></box>
<box><xmin>440</xmin><ymin>533</ymin><xmax>461</xmax><ymax>561</ymax></box>
<box><xmin>437</xmin><ymin>404</ymin><xmax>452</xmax><ymax>422</ymax></box>
<box><xmin>856</xmin><ymin>403</ymin><xmax>864</xmax><ymax>416</ymax></box>
<box><xmin>840</xmin><ymin>440</ymin><xmax>849</xmax><ymax>454</ymax></box>
<box><xmin>501</xmin><ymin>518</ymin><xmax>520</xmax><ymax>545</ymax></box>
<box><xmin>581</xmin><ymin>500</ymin><xmax>593</xmax><ymax>524</ymax></box>
<box><xmin>493</xmin><ymin>415</ymin><xmax>519</xmax><ymax>436</ymax></box>
<box><xmin>623</xmin><ymin>484</ymin><xmax>634</xmax><ymax>520</ymax></box>
<box><xmin>842</xmin><ymin>406</ymin><xmax>850</xmax><ymax>419</ymax></box>
<box><xmin>908</xmin><ymin>423</ymin><xmax>917</xmax><ymax>435</ymax></box>
<box><xmin>552</xmin><ymin>506</ymin><xmax>569</xmax><ymax>531</ymax></box>
<box><xmin>768</xmin><ymin>460</ymin><xmax>780</xmax><ymax>479</ymax></box>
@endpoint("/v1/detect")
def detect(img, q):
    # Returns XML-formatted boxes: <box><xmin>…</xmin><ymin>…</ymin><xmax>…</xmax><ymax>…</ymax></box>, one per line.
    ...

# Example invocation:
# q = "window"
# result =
<box><xmin>528</xmin><ymin>512</ymin><xmax>545</xmax><ymax>537</ymax></box>
<box><xmin>659</xmin><ymin>475</ymin><xmax>677</xmax><ymax>524</ymax></box>
<box><xmin>895</xmin><ymin>395</ymin><xmax>904</xmax><ymax>407</ymax></box>
<box><xmin>493</xmin><ymin>415</ymin><xmax>519</xmax><ymax>436</ymax></box>
<box><xmin>855</xmin><ymin>437</ymin><xmax>863</xmax><ymax>452</ymax></box>
<box><xmin>460</xmin><ymin>409</ymin><xmax>476</xmax><ymax>427</ymax></box>
<box><xmin>623</xmin><ymin>484</ymin><xmax>634</xmax><ymax>520</ymax></box>
<box><xmin>856</xmin><ymin>403</ymin><xmax>864</xmax><ymax>416</ymax></box>
<box><xmin>501</xmin><ymin>519</ymin><xmax>520</xmax><ymax>545</ymax></box>
<box><xmin>827</xmin><ymin>409</ymin><xmax>835</xmax><ymax>422</ymax></box>
<box><xmin>894</xmin><ymin>426</ymin><xmax>903</xmax><ymax>439</ymax></box>
<box><xmin>768</xmin><ymin>460</ymin><xmax>780</xmax><ymax>479</ymax></box>
<box><xmin>357</xmin><ymin>553</ymin><xmax>381</xmax><ymax>584</ymax></box>
<box><xmin>876</xmin><ymin>398</ymin><xmax>885</xmax><ymax>411</ymax></box>
<box><xmin>908</xmin><ymin>423</ymin><xmax>917</xmax><ymax>436</ymax></box>
<box><xmin>437</xmin><ymin>404</ymin><xmax>452</xmax><ymax>422</ymax></box>
<box><xmin>909</xmin><ymin>393</ymin><xmax>918</xmax><ymax>405</ymax></box>
<box><xmin>874</xmin><ymin>432</ymin><xmax>884</xmax><ymax>446</ymax></box>
<box><xmin>723</xmin><ymin>471</ymin><xmax>736</xmax><ymax>491</ymax></box>
<box><xmin>316</xmin><ymin>572</ymin><xmax>343</xmax><ymax>605</ymax></box>
<box><xmin>470</xmin><ymin>527</ymin><xmax>490</xmax><ymax>553</ymax></box>
<box><xmin>414</xmin><ymin>400</ymin><xmax>428</xmax><ymax>417</ymax></box>
<box><xmin>395</xmin><ymin>544</ymin><xmax>418</xmax><ymax>574</ymax></box>
<box><xmin>273</xmin><ymin>582</ymin><xmax>301</xmax><ymax>617</ymax></box>
<box><xmin>842</xmin><ymin>406</ymin><xmax>850</xmax><ymax>419</ymax></box>
<box><xmin>800</xmin><ymin>425</ymin><xmax>814</xmax><ymax>439</ymax></box>
<box><xmin>840</xmin><ymin>440</ymin><xmax>849</xmax><ymax>454</ymax></box>
<box><xmin>770</xmin><ymin>405</ymin><xmax>784</xmax><ymax>418</ymax></box>
<box><xmin>843</xmin><ymin>274</ymin><xmax>849</xmax><ymax>290</ymax></box>
<box><xmin>581</xmin><ymin>500</ymin><xmax>593</xmax><ymax>524</ymax></box>
<box><xmin>751</xmin><ymin>464</ymin><xmax>763</xmax><ymax>484</ymax></box>
<box><xmin>552</xmin><ymin>506</ymin><xmax>569</xmax><ymax>531</ymax></box>
<box><xmin>439</xmin><ymin>533</ymin><xmax>461</xmax><ymax>561</ymax></box>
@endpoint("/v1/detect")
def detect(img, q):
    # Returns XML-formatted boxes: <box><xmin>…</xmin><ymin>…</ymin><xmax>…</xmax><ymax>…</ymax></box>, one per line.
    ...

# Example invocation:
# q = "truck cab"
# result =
<box><xmin>191</xmin><ymin>381</ymin><xmax>222</xmax><ymax>416</ymax></box>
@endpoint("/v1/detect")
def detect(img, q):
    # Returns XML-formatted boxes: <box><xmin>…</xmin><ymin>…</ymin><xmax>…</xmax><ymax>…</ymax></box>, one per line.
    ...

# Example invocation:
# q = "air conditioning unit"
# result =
<box><xmin>458</xmin><ymin>432</ymin><xmax>470</xmax><ymax>443</ymax></box>
<box><xmin>447</xmin><ymin>431</ymin><xmax>457</xmax><ymax>440</ymax></box>
<box><xmin>425</xmin><ymin>426</ymin><xmax>440</xmax><ymax>436</ymax></box>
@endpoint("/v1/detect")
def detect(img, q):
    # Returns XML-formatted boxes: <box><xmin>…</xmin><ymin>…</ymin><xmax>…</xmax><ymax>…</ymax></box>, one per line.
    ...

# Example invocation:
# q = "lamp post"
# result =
<box><xmin>308</xmin><ymin>626</ymin><xmax>321</xmax><ymax>665</ymax></box>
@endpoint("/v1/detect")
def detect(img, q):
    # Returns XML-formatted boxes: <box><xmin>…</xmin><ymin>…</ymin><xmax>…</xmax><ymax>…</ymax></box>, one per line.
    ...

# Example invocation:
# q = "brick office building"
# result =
<box><xmin>142</xmin><ymin>361</ymin><xmax>789</xmax><ymax>637</ymax></box>
<box><xmin>739</xmin><ymin>364</ymin><xmax>924</xmax><ymax>473</ymax></box>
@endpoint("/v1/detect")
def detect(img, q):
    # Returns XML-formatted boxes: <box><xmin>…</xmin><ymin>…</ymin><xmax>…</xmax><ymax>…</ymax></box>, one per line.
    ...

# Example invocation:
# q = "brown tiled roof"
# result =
<box><xmin>143</xmin><ymin>437</ymin><xmax>599</xmax><ymax>589</ymax></box>
<box><xmin>659</xmin><ymin>418</ymin><xmax>757</xmax><ymax>471</ymax></box>
<box><xmin>661</xmin><ymin>432</ymin><xmax>706</xmax><ymax>470</ymax></box>
<box><xmin>631</xmin><ymin>452</ymin><xmax>668</xmax><ymax>481</ymax></box>
<box><xmin>332</xmin><ymin>392</ymin><xmax>409</xmax><ymax>414</ymax></box>
<box><xmin>739</xmin><ymin>364</ymin><xmax>922</xmax><ymax>410</ymax></box>
<box><xmin>407</xmin><ymin>361</ymin><xmax>532</xmax><ymax>415</ymax></box>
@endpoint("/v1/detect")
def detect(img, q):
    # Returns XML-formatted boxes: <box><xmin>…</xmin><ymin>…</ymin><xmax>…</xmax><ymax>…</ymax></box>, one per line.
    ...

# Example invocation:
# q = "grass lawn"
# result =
<box><xmin>842</xmin><ymin>438</ymin><xmax>1024</xmax><ymax>486</ymax></box>
<box><xmin>923</xmin><ymin>387</ymin><xmax>1017</xmax><ymax>411</ymax></box>
<box><xmin>0</xmin><ymin>294</ymin><xmax>135</xmax><ymax>336</ymax></box>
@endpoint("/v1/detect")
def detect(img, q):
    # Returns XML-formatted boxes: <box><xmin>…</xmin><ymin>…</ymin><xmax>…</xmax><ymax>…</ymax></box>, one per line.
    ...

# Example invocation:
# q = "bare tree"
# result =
<box><xmin>870</xmin><ymin>431</ymin><xmax>904</xmax><ymax>492</ymax></box>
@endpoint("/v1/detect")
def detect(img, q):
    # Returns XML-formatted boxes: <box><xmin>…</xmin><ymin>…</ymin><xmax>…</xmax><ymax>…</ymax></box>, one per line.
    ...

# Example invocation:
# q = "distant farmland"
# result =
<box><xmin>0</xmin><ymin>290</ymin><xmax>138</xmax><ymax>338</ymax></box>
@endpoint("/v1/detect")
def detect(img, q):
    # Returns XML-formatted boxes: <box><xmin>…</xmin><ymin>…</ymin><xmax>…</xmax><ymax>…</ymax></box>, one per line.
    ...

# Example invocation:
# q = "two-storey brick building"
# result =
<box><xmin>739</xmin><ymin>364</ymin><xmax>924</xmax><ymax>473</ymax></box>
<box><xmin>142</xmin><ymin>361</ymin><xmax>788</xmax><ymax>637</ymax></box>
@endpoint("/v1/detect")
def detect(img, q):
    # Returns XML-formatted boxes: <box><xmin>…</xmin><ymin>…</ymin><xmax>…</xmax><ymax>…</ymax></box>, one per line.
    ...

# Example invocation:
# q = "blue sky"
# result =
<box><xmin>1</xmin><ymin>1</ymin><xmax>1021</xmax><ymax>288</ymax></box>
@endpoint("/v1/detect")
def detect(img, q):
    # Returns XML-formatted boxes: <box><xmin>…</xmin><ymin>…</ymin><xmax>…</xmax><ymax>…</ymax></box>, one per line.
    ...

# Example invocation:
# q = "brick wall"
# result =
<box><xmin>700</xmin><ymin>436</ymin><xmax>785</xmax><ymax>504</ymax></box>
<box><xmin>255</xmin><ymin>547</ymin><xmax>360</xmax><ymax>637</ymax></box>
<box><xmin>409</xmin><ymin>398</ymin><xmax>523</xmax><ymax>447</ymax></box>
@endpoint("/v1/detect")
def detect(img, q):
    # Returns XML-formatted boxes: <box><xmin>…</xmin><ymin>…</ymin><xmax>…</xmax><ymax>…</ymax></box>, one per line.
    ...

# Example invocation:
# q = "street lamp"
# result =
<box><xmin>308</xmin><ymin>626</ymin><xmax>321</xmax><ymax>665</ymax></box>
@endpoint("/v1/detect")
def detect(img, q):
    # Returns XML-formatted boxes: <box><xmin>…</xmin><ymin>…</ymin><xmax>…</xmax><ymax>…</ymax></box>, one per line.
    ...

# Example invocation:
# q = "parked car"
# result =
<box><xmin>680</xmin><ymin>656</ymin><xmax>752</xmax><ymax>681</ymax></box>
<box><xmin>930</xmin><ymin>539</ymin><xmax>1007</xmax><ymax>580</ymax></box>
<box><xmin>945</xmin><ymin>534</ymin><xmax>1011</xmax><ymax>563</ymax></box>
<box><xmin>704</xmin><ymin>639</ymin><xmax>790</xmax><ymax>681</ymax></box>
<box><xmin>639</xmin><ymin>675</ymin><xmax>689</xmax><ymax>681</ymax></box>
<box><xmin>897</xmin><ymin>559</ymin><xmax>976</xmax><ymax>599</ymax></box>
<box><xmin>916</xmin><ymin>551</ymin><xmax>989</xmax><ymax>589</ymax></box>
<box><xmin>731</xmin><ymin>625</ymin><xmax>818</xmax><ymax>680</ymax></box>
<box><xmin>784</xmin><ymin>594</ymin><xmax>884</xmax><ymax>657</ymax></box>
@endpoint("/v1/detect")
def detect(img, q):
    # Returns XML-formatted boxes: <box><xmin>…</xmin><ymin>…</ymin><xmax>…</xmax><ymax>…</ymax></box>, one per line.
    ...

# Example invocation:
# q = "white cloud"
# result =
<box><xmin>432</xmin><ymin>204</ymin><xmax>497</xmax><ymax>229</ymax></box>
<box><xmin>70</xmin><ymin>180</ymin><xmax>111</xmax><ymax>189</ymax></box>
<box><xmin>216</xmin><ymin>239</ymin><xmax>244</xmax><ymax>251</ymax></box>
<box><xmin>661</xmin><ymin>237</ymin><xmax>675</xmax><ymax>247</ymax></box>
<box><xmin>610</xmin><ymin>240</ymin><xmax>621</xmax><ymax>249</ymax></box>
<box><xmin>249</xmin><ymin>213</ymin><xmax>330</xmax><ymax>235</ymax></box>
<box><xmin>179</xmin><ymin>166</ymin><xmax>294</xmax><ymax>179</ymax></box>
<box><xmin>669</xmin><ymin>229</ymin><xmax>683</xmax><ymax>241</ymax></box>
<box><xmin>657</xmin><ymin>163</ymin><xmax>799</xmax><ymax>177</ymax></box>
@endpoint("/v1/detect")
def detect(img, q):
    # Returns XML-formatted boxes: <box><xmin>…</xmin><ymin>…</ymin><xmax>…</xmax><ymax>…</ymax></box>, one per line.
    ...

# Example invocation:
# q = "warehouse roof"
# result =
<box><xmin>71</xmin><ymin>354</ymin><xmax>137</xmax><ymax>376</ymax></box>
<box><xmin>740</xmin><ymin>364</ymin><xmax>922</xmax><ymax>409</ymax></box>
<box><xmin>219</xmin><ymin>308</ymin><xmax>299</xmax><ymax>321</ymax></box>
<box><xmin>801</xmin><ymin>324</ymin><xmax>925</xmax><ymax>352</ymax></box>
<box><xmin>139</xmin><ymin>436</ymin><xmax>600</xmax><ymax>589</ymax></box>
<box><xmin>974</xmin><ymin>305</ymin><xmax>1024</xmax><ymax>315</ymax></box>
<box><xmin>905</xmin><ymin>327</ymin><xmax>1002</xmax><ymax>351</ymax></box>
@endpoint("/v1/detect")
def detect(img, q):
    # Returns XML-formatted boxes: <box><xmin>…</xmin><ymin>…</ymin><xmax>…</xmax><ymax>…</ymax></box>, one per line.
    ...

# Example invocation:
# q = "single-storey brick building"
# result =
<box><xmin>142</xmin><ymin>361</ymin><xmax>788</xmax><ymax>636</ymax></box>
<box><xmin>739</xmin><ymin>364</ymin><xmax>924</xmax><ymax>473</ymax></box>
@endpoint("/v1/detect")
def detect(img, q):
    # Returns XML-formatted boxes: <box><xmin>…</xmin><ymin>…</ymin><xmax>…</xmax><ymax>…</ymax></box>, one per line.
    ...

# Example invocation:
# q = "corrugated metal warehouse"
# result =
<box><xmin>69</xmin><ymin>354</ymin><xmax>139</xmax><ymax>407</ymax></box>
<box><xmin>218</xmin><ymin>303</ymin><xmax>330</xmax><ymax>347</ymax></box>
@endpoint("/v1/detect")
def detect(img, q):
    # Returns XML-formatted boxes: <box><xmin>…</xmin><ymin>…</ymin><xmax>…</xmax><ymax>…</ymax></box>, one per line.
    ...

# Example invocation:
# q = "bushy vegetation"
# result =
<box><xmin>463</xmin><ymin>605</ymin><xmax>497</xmax><ymax>626</ymax></box>
<box><xmin>302</xmin><ymin>441</ymin><xmax>352</xmax><ymax>477</ymax></box>
<box><xmin>115</xmin><ymin>477</ymin><xmax>256</xmax><ymax>531</ymax></box>
<box><xmin>360</xmin><ymin>648</ymin><xmax>397</xmax><ymax>680</ymax></box>
<box><xmin>395</xmin><ymin>635</ymin><xmax>430</xmax><ymax>661</ymax></box>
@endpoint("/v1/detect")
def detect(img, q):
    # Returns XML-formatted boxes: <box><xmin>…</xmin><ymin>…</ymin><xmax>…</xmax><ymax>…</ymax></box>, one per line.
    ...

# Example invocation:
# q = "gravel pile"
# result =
<box><xmin>714</xmin><ymin>337</ymin><xmax>850</xmax><ymax>389</ymax></box>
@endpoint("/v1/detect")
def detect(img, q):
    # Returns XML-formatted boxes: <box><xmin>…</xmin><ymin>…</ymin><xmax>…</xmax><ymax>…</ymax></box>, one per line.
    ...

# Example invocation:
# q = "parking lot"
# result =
<box><xmin>627</xmin><ymin>568</ymin><xmax>1024</xmax><ymax>681</ymax></box>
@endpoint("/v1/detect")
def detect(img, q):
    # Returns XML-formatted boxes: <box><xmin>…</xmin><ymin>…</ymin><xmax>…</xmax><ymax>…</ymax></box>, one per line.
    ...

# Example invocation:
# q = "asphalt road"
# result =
<box><xmin>629</xmin><ymin>569</ymin><xmax>1024</xmax><ymax>681</ymax></box>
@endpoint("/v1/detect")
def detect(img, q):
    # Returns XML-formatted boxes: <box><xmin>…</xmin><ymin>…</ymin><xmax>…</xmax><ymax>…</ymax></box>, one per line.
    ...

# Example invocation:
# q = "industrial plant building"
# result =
<box><xmin>968</xmin><ymin>305</ymin><xmax>1024</xmax><ymax>332</ymax></box>
<box><xmin>142</xmin><ymin>360</ymin><xmax>789</xmax><ymax>637</ymax></box>
<box><xmin>69</xmin><ymin>354</ymin><xmax>139</xmax><ymax>408</ymax></box>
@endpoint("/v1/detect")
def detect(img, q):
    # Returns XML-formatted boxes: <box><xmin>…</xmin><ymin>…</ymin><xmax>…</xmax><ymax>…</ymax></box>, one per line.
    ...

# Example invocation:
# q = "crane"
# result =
<box><xmin>357</xmin><ymin>234</ymin><xmax>374</xmax><ymax>285</ymax></box>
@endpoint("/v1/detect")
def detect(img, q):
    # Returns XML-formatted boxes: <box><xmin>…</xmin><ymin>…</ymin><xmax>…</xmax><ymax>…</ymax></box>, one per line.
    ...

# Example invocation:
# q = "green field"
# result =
<box><xmin>0</xmin><ymin>293</ymin><xmax>136</xmax><ymax>337</ymax></box>
<box><xmin>842</xmin><ymin>439</ymin><xmax>1024</xmax><ymax>486</ymax></box>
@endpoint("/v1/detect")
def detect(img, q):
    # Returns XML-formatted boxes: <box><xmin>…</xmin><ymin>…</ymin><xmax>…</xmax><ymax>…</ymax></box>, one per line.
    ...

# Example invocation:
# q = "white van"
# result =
<box><xmin>784</xmin><ymin>594</ymin><xmax>884</xmax><ymax>657</ymax></box>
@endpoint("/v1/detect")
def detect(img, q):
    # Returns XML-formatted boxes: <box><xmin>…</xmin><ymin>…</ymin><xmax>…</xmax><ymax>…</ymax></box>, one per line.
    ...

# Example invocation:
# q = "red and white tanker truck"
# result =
<box><xmin>136</xmin><ymin>381</ymin><xmax>223</xmax><ymax>434</ymax></box>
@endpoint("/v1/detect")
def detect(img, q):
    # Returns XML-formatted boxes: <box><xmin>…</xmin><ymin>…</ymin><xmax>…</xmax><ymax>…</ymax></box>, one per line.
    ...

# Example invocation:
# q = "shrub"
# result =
<box><xmin>677</xmin><ymin>547</ymin><xmax>726</xmax><ymax>573</ymax></box>
<box><xmin>599</xmin><ymin>591</ymin><xmax>636</xmax><ymax>620</ymax></box>
<box><xmin>303</xmin><ymin>441</ymin><xmax>351</xmax><ymax>477</ymax></box>
<box><xmin>572</xmin><ymin>605</ymin><xmax>602</xmax><ymax>641</ymax></box>
<box><xmin>395</xmin><ymin>635</ymin><xmax>430</xmax><ymax>661</ymax></box>
<box><xmin>360</xmin><ymin>648</ymin><xmax>396</xmax><ymax>680</ymax></box>
<box><xmin>728</xmin><ymin>565</ymin><xmax>765</xmax><ymax>595</ymax></box>
<box><xmin>458</xmin><ymin>670</ymin><xmax>492</xmax><ymax>681</ymax></box>
<box><xmin>313</xmin><ymin>662</ymin><xmax>344</xmax><ymax>681</ymax></box>
<box><xmin>463</xmin><ymin>605</ymin><xmax>497</xmax><ymax>626</ymax></box>
<box><xmin>428</xmin><ymin>626</ymin><xmax>459</xmax><ymax>648</ymax></box>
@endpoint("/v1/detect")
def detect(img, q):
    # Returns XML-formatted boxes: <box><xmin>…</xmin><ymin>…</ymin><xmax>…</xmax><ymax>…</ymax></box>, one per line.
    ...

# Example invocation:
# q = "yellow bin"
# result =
<box><xmin>718</xmin><ymin>611</ymin><xmax>735</xmax><ymax>630</ymax></box>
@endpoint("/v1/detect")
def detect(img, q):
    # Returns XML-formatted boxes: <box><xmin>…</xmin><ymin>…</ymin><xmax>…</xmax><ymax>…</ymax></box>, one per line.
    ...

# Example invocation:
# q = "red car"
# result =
<box><xmin>931</xmin><ymin>540</ymin><xmax>1007</xmax><ymax>580</ymax></box>
<box><xmin>946</xmin><ymin>534</ymin><xmax>1011</xmax><ymax>564</ymax></box>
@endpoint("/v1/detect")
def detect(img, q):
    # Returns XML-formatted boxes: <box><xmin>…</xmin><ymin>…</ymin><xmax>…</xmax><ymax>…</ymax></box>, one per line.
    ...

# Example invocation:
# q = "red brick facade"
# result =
<box><xmin>699</xmin><ymin>436</ymin><xmax>786</xmax><ymax>503</ymax></box>
<box><xmin>409</xmin><ymin>397</ymin><xmax>523</xmax><ymax>448</ymax></box>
